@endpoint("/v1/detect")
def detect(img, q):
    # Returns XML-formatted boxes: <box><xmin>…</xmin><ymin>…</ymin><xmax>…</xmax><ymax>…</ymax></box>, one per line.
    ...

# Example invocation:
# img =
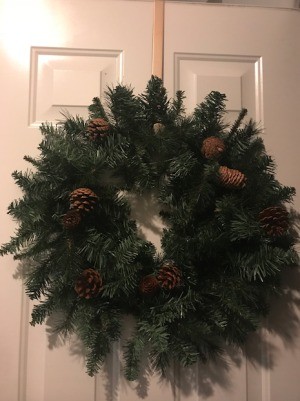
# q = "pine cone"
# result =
<box><xmin>259</xmin><ymin>206</ymin><xmax>289</xmax><ymax>236</ymax></box>
<box><xmin>157</xmin><ymin>260</ymin><xmax>182</xmax><ymax>290</ymax></box>
<box><xmin>219</xmin><ymin>166</ymin><xmax>246</xmax><ymax>189</ymax></box>
<box><xmin>153</xmin><ymin>122</ymin><xmax>165</xmax><ymax>134</ymax></box>
<box><xmin>69</xmin><ymin>187</ymin><xmax>98</xmax><ymax>213</ymax></box>
<box><xmin>87</xmin><ymin>118</ymin><xmax>110</xmax><ymax>141</ymax></box>
<box><xmin>139</xmin><ymin>275</ymin><xmax>159</xmax><ymax>296</ymax></box>
<box><xmin>201</xmin><ymin>136</ymin><xmax>225</xmax><ymax>159</ymax></box>
<box><xmin>62</xmin><ymin>209</ymin><xmax>81</xmax><ymax>229</ymax></box>
<box><xmin>74</xmin><ymin>268</ymin><xmax>103</xmax><ymax>299</ymax></box>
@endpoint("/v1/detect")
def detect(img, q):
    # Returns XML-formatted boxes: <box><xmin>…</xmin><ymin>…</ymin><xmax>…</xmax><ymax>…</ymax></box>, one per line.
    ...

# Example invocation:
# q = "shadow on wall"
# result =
<box><xmin>246</xmin><ymin>266</ymin><xmax>300</xmax><ymax>368</ymax></box>
<box><xmin>43</xmin><ymin>265</ymin><xmax>300</xmax><ymax>399</ymax></box>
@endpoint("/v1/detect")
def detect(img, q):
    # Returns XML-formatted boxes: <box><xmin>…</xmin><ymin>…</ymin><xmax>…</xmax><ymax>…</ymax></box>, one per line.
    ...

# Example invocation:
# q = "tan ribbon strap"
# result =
<box><xmin>152</xmin><ymin>0</ymin><xmax>165</xmax><ymax>79</ymax></box>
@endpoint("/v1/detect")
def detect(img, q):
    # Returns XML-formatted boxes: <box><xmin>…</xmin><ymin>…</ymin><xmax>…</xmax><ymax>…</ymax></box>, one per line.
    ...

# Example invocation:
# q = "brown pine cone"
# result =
<box><xmin>62</xmin><ymin>209</ymin><xmax>81</xmax><ymax>229</ymax></box>
<box><xmin>157</xmin><ymin>260</ymin><xmax>182</xmax><ymax>290</ymax></box>
<box><xmin>69</xmin><ymin>187</ymin><xmax>98</xmax><ymax>213</ymax></box>
<box><xmin>219</xmin><ymin>166</ymin><xmax>246</xmax><ymax>189</ymax></box>
<box><xmin>139</xmin><ymin>275</ymin><xmax>160</xmax><ymax>296</ymax></box>
<box><xmin>259</xmin><ymin>206</ymin><xmax>289</xmax><ymax>236</ymax></box>
<box><xmin>153</xmin><ymin>122</ymin><xmax>165</xmax><ymax>135</ymax></box>
<box><xmin>201</xmin><ymin>136</ymin><xmax>225</xmax><ymax>159</ymax></box>
<box><xmin>74</xmin><ymin>268</ymin><xmax>103</xmax><ymax>299</ymax></box>
<box><xmin>87</xmin><ymin>118</ymin><xmax>110</xmax><ymax>141</ymax></box>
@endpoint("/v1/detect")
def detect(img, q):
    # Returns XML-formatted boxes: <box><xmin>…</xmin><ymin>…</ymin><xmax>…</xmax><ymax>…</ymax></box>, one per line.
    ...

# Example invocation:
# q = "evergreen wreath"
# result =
<box><xmin>1</xmin><ymin>76</ymin><xmax>298</xmax><ymax>380</ymax></box>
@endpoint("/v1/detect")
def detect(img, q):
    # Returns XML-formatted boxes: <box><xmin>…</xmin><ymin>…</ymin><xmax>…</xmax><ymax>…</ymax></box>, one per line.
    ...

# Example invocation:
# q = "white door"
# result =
<box><xmin>0</xmin><ymin>1</ymin><xmax>154</xmax><ymax>400</ymax></box>
<box><xmin>164</xmin><ymin>3</ymin><xmax>300</xmax><ymax>401</ymax></box>
<box><xmin>1</xmin><ymin>1</ymin><xmax>300</xmax><ymax>401</ymax></box>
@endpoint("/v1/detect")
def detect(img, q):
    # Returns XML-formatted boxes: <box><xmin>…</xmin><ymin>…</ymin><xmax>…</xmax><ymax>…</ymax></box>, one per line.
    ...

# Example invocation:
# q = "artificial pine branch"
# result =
<box><xmin>88</xmin><ymin>96</ymin><xmax>108</xmax><ymax>120</ymax></box>
<box><xmin>229</xmin><ymin>107</ymin><xmax>248</xmax><ymax>136</ymax></box>
<box><xmin>193</xmin><ymin>91</ymin><xmax>228</xmax><ymax>136</ymax></box>
<box><xmin>139</xmin><ymin>75</ymin><xmax>169</xmax><ymax>124</ymax></box>
<box><xmin>168</xmin><ymin>90</ymin><xmax>186</xmax><ymax>122</ymax></box>
<box><xmin>106</xmin><ymin>84</ymin><xmax>142</xmax><ymax>130</ymax></box>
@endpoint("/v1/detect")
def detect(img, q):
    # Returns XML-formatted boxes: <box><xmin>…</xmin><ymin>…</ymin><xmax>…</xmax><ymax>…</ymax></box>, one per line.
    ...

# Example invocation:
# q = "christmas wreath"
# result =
<box><xmin>1</xmin><ymin>76</ymin><xmax>298</xmax><ymax>380</ymax></box>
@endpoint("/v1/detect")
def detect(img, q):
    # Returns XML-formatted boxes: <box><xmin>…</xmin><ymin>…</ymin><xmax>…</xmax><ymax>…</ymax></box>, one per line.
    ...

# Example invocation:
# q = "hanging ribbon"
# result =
<box><xmin>152</xmin><ymin>0</ymin><xmax>165</xmax><ymax>79</ymax></box>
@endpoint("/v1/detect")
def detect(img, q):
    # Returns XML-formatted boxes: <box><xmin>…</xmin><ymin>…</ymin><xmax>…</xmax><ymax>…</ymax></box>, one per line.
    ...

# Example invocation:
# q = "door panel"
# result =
<box><xmin>164</xmin><ymin>3</ymin><xmax>300</xmax><ymax>401</ymax></box>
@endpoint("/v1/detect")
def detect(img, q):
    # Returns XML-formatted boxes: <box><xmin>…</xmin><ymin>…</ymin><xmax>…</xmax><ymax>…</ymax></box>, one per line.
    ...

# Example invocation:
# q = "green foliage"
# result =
<box><xmin>1</xmin><ymin>76</ymin><xmax>298</xmax><ymax>380</ymax></box>
<box><xmin>193</xmin><ymin>91</ymin><xmax>228</xmax><ymax>137</ymax></box>
<box><xmin>139</xmin><ymin>75</ymin><xmax>169</xmax><ymax>125</ymax></box>
<box><xmin>88</xmin><ymin>96</ymin><xmax>108</xmax><ymax>120</ymax></box>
